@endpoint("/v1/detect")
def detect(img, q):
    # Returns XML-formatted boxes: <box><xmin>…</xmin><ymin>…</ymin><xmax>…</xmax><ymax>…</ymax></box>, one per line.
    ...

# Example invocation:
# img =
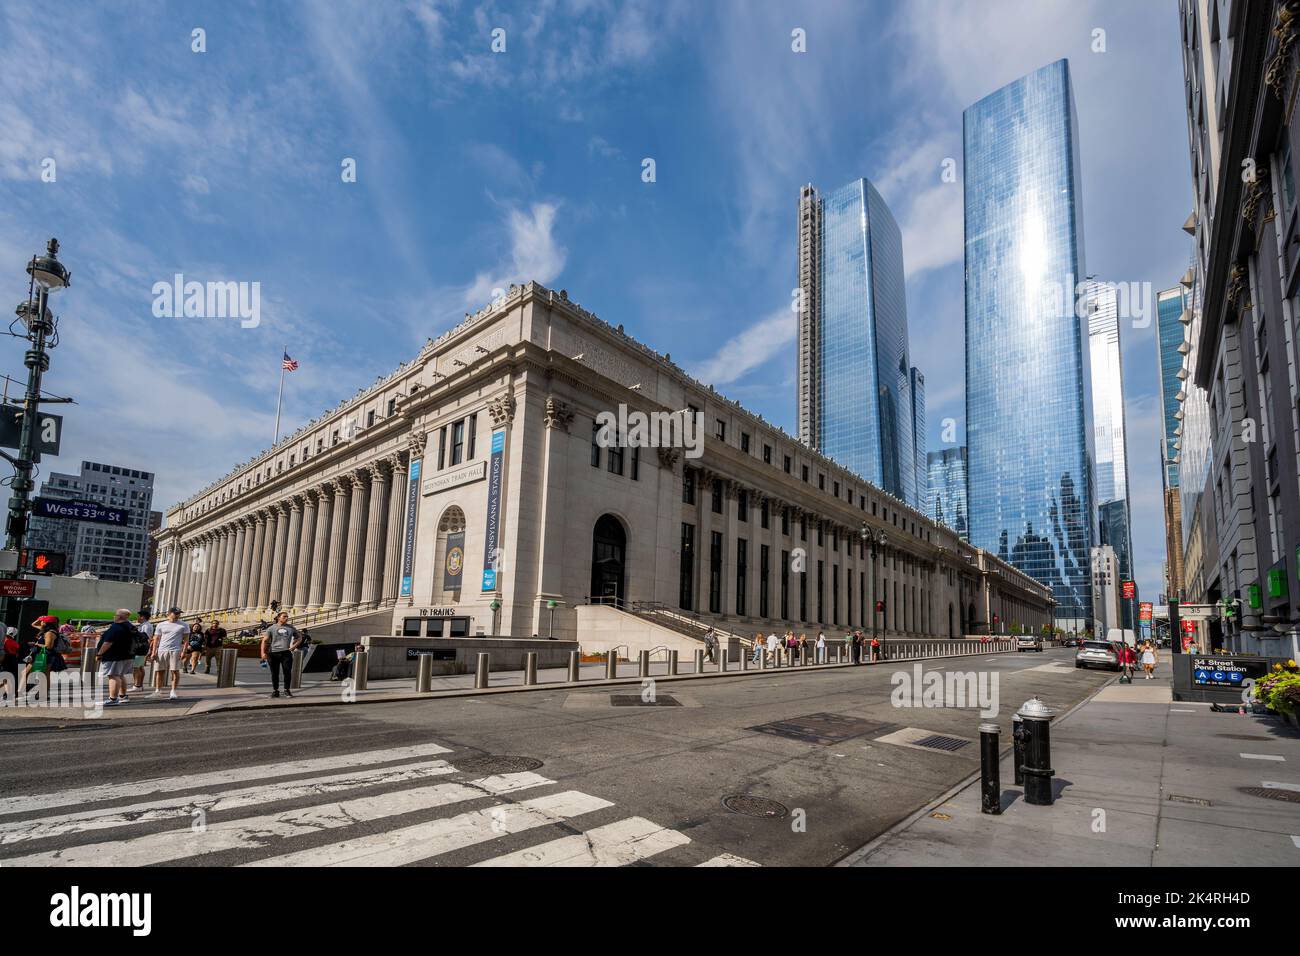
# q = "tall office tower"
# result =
<box><xmin>964</xmin><ymin>59</ymin><xmax>1096</xmax><ymax>632</ymax></box>
<box><xmin>1090</xmin><ymin>544</ymin><xmax>1122</xmax><ymax>635</ymax></box>
<box><xmin>926</xmin><ymin>446</ymin><xmax>968</xmax><ymax>538</ymax></box>
<box><xmin>1155</xmin><ymin>285</ymin><xmax>1186</xmax><ymax>599</ymax></box>
<box><xmin>910</xmin><ymin>367</ymin><xmax>926</xmax><ymax>510</ymax></box>
<box><xmin>24</xmin><ymin>460</ymin><xmax>157</xmax><ymax>583</ymax></box>
<box><xmin>796</xmin><ymin>178</ymin><xmax>917</xmax><ymax>506</ymax></box>
<box><xmin>1083</xmin><ymin>278</ymin><xmax>1136</xmax><ymax>625</ymax></box>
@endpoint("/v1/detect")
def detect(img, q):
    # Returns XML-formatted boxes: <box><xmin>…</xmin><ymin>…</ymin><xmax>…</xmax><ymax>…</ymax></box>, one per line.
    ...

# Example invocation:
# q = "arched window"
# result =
<box><xmin>432</xmin><ymin>506</ymin><xmax>467</xmax><ymax>604</ymax></box>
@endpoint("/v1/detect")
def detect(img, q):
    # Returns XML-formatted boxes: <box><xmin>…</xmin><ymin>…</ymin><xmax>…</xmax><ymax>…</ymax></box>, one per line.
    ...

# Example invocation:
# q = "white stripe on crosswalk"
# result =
<box><xmin>246</xmin><ymin>790</ymin><xmax>612</xmax><ymax>867</ymax></box>
<box><xmin>472</xmin><ymin>816</ymin><xmax>688</xmax><ymax>866</ymax></box>
<box><xmin>6</xmin><ymin>772</ymin><xmax>549</xmax><ymax>867</ymax></box>
<box><xmin>1240</xmin><ymin>753</ymin><xmax>1285</xmax><ymax>761</ymax></box>
<box><xmin>0</xmin><ymin>759</ymin><xmax>458</xmax><ymax>847</ymax></box>
<box><xmin>1264</xmin><ymin>780</ymin><xmax>1300</xmax><ymax>792</ymax></box>
<box><xmin>697</xmin><ymin>852</ymin><xmax>761</xmax><ymax>867</ymax></box>
<box><xmin>0</xmin><ymin>743</ymin><xmax>452</xmax><ymax>816</ymax></box>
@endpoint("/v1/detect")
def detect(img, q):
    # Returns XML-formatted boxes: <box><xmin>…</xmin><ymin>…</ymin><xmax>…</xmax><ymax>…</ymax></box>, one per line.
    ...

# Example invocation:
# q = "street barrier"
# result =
<box><xmin>217</xmin><ymin>647</ymin><xmax>238</xmax><ymax>688</ymax></box>
<box><xmin>606</xmin><ymin>652</ymin><xmax>618</xmax><ymax>679</ymax></box>
<box><xmin>693</xmin><ymin>649</ymin><xmax>704</xmax><ymax>673</ymax></box>
<box><xmin>980</xmin><ymin>721</ymin><xmax>1001</xmax><ymax>815</ymax></box>
<box><xmin>290</xmin><ymin>649</ymin><xmax>304</xmax><ymax>690</ymax></box>
<box><xmin>474</xmin><ymin>652</ymin><xmax>490</xmax><ymax>689</ymax></box>
<box><xmin>416</xmin><ymin>653</ymin><xmax>434</xmax><ymax>693</ymax></box>
<box><xmin>524</xmin><ymin>652</ymin><xmax>538</xmax><ymax>686</ymax></box>
<box><xmin>669</xmin><ymin>649</ymin><xmax>678</xmax><ymax>675</ymax></box>
<box><xmin>638</xmin><ymin>649</ymin><xmax>650</xmax><ymax>678</ymax></box>
<box><xmin>567</xmin><ymin>651</ymin><xmax>580</xmax><ymax>682</ymax></box>
<box><xmin>352</xmin><ymin>649</ymin><xmax>369</xmax><ymax>691</ymax></box>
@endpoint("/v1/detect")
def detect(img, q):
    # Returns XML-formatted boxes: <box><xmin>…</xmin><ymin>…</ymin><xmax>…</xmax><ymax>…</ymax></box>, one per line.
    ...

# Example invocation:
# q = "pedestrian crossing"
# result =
<box><xmin>0</xmin><ymin>742</ymin><xmax>760</xmax><ymax>868</ymax></box>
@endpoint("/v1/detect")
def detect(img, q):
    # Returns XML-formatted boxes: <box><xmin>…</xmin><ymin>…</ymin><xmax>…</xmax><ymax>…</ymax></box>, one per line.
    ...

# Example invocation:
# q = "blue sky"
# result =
<box><xmin>0</xmin><ymin>0</ymin><xmax>1189</xmax><ymax>603</ymax></box>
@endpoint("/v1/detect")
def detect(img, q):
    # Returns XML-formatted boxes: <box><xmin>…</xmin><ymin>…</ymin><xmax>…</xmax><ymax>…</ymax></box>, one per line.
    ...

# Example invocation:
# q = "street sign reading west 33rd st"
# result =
<box><xmin>32</xmin><ymin>497</ymin><xmax>127</xmax><ymax>526</ymax></box>
<box><xmin>0</xmin><ymin>406</ymin><xmax>62</xmax><ymax>462</ymax></box>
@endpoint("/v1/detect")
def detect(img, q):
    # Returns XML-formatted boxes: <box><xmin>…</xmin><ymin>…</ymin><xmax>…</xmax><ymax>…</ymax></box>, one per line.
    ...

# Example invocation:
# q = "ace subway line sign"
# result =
<box><xmin>0</xmin><ymin>406</ymin><xmax>62</xmax><ymax>462</ymax></box>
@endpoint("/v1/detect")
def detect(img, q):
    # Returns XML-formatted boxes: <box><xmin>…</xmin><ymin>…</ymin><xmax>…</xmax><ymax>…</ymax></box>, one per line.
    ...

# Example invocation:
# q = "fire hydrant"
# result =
<box><xmin>1018</xmin><ymin>696</ymin><xmax>1056</xmax><ymax>806</ymax></box>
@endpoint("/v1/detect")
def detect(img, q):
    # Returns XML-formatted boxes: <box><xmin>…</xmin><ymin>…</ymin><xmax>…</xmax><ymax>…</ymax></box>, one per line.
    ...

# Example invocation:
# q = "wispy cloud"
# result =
<box><xmin>690</xmin><ymin>308</ymin><xmax>793</xmax><ymax>387</ymax></box>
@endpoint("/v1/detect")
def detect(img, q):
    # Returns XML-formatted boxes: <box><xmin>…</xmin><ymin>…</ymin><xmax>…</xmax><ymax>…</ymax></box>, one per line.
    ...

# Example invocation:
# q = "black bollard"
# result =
<box><xmin>1012</xmin><ymin>712</ymin><xmax>1026</xmax><ymax>786</ymax></box>
<box><xmin>979</xmin><ymin>722</ymin><xmax>1001</xmax><ymax>815</ymax></box>
<box><xmin>1019</xmin><ymin>697</ymin><xmax>1055</xmax><ymax>806</ymax></box>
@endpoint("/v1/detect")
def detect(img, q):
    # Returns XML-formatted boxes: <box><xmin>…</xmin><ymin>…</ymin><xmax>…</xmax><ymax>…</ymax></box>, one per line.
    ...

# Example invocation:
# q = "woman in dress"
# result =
<box><xmin>1140</xmin><ymin>641</ymin><xmax>1158</xmax><ymax>679</ymax></box>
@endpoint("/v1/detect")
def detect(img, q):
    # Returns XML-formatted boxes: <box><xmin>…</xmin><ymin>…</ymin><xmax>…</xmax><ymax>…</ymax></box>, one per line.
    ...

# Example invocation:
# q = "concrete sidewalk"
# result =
<box><xmin>843</xmin><ymin>674</ymin><xmax>1300</xmax><ymax>866</ymax></box>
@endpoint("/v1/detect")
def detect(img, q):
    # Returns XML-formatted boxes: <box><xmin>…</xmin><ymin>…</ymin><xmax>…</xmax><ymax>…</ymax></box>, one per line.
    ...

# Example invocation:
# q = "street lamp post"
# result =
<box><xmin>2</xmin><ymin>240</ymin><xmax>70</xmax><ymax>602</ymax></box>
<box><xmin>861</xmin><ymin>522</ymin><xmax>886</xmax><ymax>649</ymax></box>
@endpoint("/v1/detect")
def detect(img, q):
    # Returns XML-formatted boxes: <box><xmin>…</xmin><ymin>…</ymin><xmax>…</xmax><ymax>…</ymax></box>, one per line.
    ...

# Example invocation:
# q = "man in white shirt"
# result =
<box><xmin>816</xmin><ymin>632</ymin><xmax>827</xmax><ymax>663</ymax></box>
<box><xmin>765</xmin><ymin>632</ymin><xmax>779</xmax><ymax>666</ymax></box>
<box><xmin>133</xmin><ymin>611</ymin><xmax>155</xmax><ymax>691</ymax></box>
<box><xmin>149</xmin><ymin>607</ymin><xmax>189</xmax><ymax>700</ymax></box>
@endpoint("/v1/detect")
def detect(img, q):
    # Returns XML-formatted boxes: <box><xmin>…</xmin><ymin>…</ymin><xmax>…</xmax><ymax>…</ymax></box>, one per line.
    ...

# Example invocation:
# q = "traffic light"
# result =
<box><xmin>28</xmin><ymin>549</ymin><xmax>65</xmax><ymax>575</ymax></box>
<box><xmin>875</xmin><ymin>600</ymin><xmax>885</xmax><ymax>613</ymax></box>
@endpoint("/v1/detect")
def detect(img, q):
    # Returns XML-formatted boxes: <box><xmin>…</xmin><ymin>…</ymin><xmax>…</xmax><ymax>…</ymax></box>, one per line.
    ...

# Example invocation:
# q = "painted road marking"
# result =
<box><xmin>1240</xmin><ymin>754</ymin><xmax>1285</xmax><ymax>762</ymax></box>
<box><xmin>473</xmin><ymin>816</ymin><xmax>689</xmax><ymax>867</ymax></box>
<box><xmin>698</xmin><ymin>852</ymin><xmax>761</xmax><ymax>867</ymax></box>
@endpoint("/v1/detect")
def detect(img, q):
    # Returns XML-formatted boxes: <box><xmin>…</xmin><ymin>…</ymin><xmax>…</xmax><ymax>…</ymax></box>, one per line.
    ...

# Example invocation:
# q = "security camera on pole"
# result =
<box><xmin>1</xmin><ymin>239</ymin><xmax>71</xmax><ymax>622</ymax></box>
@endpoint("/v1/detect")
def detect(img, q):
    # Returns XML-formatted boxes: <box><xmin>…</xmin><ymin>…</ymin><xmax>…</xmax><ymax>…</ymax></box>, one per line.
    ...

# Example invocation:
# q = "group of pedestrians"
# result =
<box><xmin>745</xmin><ymin>628</ymin><xmax>885</xmax><ymax>665</ymax></box>
<box><xmin>1118</xmin><ymin>640</ymin><xmax>1161</xmax><ymax>681</ymax></box>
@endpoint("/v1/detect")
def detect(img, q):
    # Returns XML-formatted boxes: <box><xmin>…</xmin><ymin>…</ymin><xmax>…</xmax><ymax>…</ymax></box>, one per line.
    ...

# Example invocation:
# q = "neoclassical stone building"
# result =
<box><xmin>154</xmin><ymin>282</ymin><xmax>1054</xmax><ymax>646</ymax></box>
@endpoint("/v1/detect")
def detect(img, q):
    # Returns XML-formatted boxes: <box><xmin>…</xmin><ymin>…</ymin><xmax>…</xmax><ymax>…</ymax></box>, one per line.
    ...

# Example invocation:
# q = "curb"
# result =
<box><xmin>833</xmin><ymin>670</ymin><xmax>1120</xmax><ymax>867</ymax></box>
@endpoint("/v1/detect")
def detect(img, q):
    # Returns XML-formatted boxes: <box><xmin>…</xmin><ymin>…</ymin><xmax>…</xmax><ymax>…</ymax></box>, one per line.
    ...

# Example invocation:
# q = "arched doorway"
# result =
<box><xmin>432</xmin><ymin>506</ymin><xmax>466</xmax><ymax>605</ymax></box>
<box><xmin>591</xmin><ymin>514</ymin><xmax>627</xmax><ymax>603</ymax></box>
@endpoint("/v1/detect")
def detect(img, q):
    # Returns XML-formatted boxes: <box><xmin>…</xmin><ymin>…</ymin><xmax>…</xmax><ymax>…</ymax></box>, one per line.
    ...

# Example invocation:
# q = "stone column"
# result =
<box><xmin>227</xmin><ymin>520</ymin><xmax>248</xmax><ymax>609</ymax></box>
<box><xmin>341</xmin><ymin>471</ymin><xmax>370</xmax><ymax>608</ymax></box>
<box><xmin>255</xmin><ymin>507</ymin><xmax>278</xmax><ymax>610</ymax></box>
<box><xmin>323</xmin><ymin>479</ymin><xmax>351</xmax><ymax>609</ymax></box>
<box><xmin>211</xmin><ymin>528</ymin><xmax>233</xmax><ymax>612</ymax></box>
<box><xmin>236</xmin><ymin>517</ymin><xmax>258</xmax><ymax>610</ymax></box>
<box><xmin>293</xmin><ymin>491</ymin><xmax>318</xmax><ymax>609</ymax></box>
<box><xmin>279</xmin><ymin>497</ymin><xmax>304</xmax><ymax>611</ymax></box>
<box><xmin>194</xmin><ymin>533</ymin><xmax>212</xmax><ymax>613</ymax></box>
<box><xmin>246</xmin><ymin>512</ymin><xmax>268</xmax><ymax>614</ymax></box>
<box><xmin>200</xmin><ymin>533</ymin><xmax>220</xmax><ymax>613</ymax></box>
<box><xmin>175</xmin><ymin>541</ymin><xmax>190</xmax><ymax>611</ymax></box>
<box><xmin>382</xmin><ymin>453</ymin><xmax>408</xmax><ymax>602</ymax></box>
<box><xmin>307</xmin><ymin>483</ymin><xmax>336</xmax><ymax>611</ymax></box>
<box><xmin>266</xmin><ymin>501</ymin><xmax>292</xmax><ymax>609</ymax></box>
<box><xmin>360</xmin><ymin>460</ymin><xmax>391</xmax><ymax>609</ymax></box>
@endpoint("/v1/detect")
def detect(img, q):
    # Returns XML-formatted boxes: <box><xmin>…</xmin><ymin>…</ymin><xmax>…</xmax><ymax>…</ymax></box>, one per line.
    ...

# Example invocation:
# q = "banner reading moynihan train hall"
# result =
<box><xmin>481</xmin><ymin>429</ymin><xmax>505</xmax><ymax>591</ymax></box>
<box><xmin>400</xmin><ymin>456</ymin><xmax>421</xmax><ymax>598</ymax></box>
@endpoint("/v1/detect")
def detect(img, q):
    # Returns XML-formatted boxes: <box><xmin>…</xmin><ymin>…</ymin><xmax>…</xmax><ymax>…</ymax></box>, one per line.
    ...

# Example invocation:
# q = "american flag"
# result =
<box><xmin>281</xmin><ymin>352</ymin><xmax>299</xmax><ymax>372</ymax></box>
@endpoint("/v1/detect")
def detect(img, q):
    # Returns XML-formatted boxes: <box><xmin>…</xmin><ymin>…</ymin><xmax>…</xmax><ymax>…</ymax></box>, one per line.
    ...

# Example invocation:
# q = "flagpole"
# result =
<box><xmin>273</xmin><ymin>344</ymin><xmax>286</xmax><ymax>445</ymax></box>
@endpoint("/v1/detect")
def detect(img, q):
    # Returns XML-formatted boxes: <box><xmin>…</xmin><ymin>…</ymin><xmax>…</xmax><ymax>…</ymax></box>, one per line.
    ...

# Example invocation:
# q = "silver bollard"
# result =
<box><xmin>81</xmin><ymin>642</ymin><xmax>96</xmax><ymax>674</ymax></box>
<box><xmin>639</xmin><ymin>649</ymin><xmax>650</xmax><ymax>678</ymax></box>
<box><xmin>475</xmin><ymin>652</ymin><xmax>490</xmax><ymax>689</ymax></box>
<box><xmin>759</xmin><ymin>647</ymin><xmax>767</xmax><ymax>669</ymax></box>
<box><xmin>217</xmin><ymin>647</ymin><xmax>238</xmax><ymax>688</ymax></box>
<box><xmin>417</xmin><ymin>653</ymin><xmax>434</xmax><ymax>692</ymax></box>
<box><xmin>524</xmin><ymin>652</ymin><xmax>538</xmax><ymax>686</ymax></box>
<box><xmin>669</xmin><ymin>649</ymin><xmax>679</xmax><ymax>675</ymax></box>
<box><xmin>800</xmin><ymin>646</ymin><xmax>808</xmax><ymax>667</ymax></box>
<box><xmin>719</xmin><ymin>649</ymin><xmax>728</xmax><ymax>672</ymax></box>
<box><xmin>694</xmin><ymin>648</ymin><xmax>704</xmax><ymax>673</ymax></box>
<box><xmin>742</xmin><ymin>648</ymin><xmax>749</xmax><ymax>670</ymax></box>
<box><xmin>291</xmin><ymin>649</ymin><xmax>304</xmax><ymax>690</ymax></box>
<box><xmin>606</xmin><ymin>651</ymin><xmax>618</xmax><ymax>679</ymax></box>
<box><xmin>353</xmin><ymin>649</ymin><xmax>369</xmax><ymax>690</ymax></box>
<box><xmin>567</xmin><ymin>650</ymin><xmax>579</xmax><ymax>682</ymax></box>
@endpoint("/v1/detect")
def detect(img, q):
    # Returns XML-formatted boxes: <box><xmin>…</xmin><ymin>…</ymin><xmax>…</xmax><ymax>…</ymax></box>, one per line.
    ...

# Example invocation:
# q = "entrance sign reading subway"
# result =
<box><xmin>482</xmin><ymin>428</ymin><xmax>506</xmax><ymax>591</ymax></box>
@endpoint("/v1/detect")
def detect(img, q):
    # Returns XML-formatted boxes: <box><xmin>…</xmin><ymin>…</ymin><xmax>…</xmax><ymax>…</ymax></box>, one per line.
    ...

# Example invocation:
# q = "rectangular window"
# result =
<box><xmin>450</xmin><ymin>420</ymin><xmax>465</xmax><ymax>466</ymax></box>
<box><xmin>630</xmin><ymin>445</ymin><xmax>639</xmax><ymax>480</ymax></box>
<box><xmin>832</xmin><ymin>564</ymin><xmax>840</xmax><ymax>626</ymax></box>
<box><xmin>387</xmin><ymin>398</ymin><xmax>396</xmax><ymax>416</ymax></box>
<box><xmin>799</xmin><ymin>565</ymin><xmax>808</xmax><ymax>621</ymax></box>
<box><xmin>736</xmin><ymin>538</ymin><xmax>748</xmax><ymax>616</ymax></box>
<box><xmin>608</xmin><ymin>438</ymin><xmax>624</xmax><ymax>475</ymax></box>
<box><xmin>818</xmin><ymin>474</ymin><xmax>825</xmax><ymax>491</ymax></box>
<box><xmin>781</xmin><ymin>508</ymin><xmax>789</xmax><ymax>535</ymax></box>
<box><xmin>366</xmin><ymin>410</ymin><xmax>376</xmax><ymax>428</ymax></box>
<box><xmin>591</xmin><ymin>422</ymin><xmax>601</xmax><ymax>468</ymax></box>
<box><xmin>846</xmin><ymin>566</ymin><xmax>852</xmax><ymax>624</ymax></box>
<box><xmin>781</xmin><ymin>550</ymin><xmax>790</xmax><ymax>619</ymax></box>
<box><xmin>710</xmin><ymin>532</ymin><xmax>723</xmax><ymax>614</ymax></box>
<box><xmin>802</xmin><ymin>464</ymin><xmax>809</xmax><ymax>482</ymax></box>
<box><xmin>712</xmin><ymin>480</ymin><xmax>723</xmax><ymax>514</ymax></box>
<box><xmin>760</xmin><ymin>499</ymin><xmax>769</xmax><ymax>529</ymax></box>
<box><xmin>817</xmin><ymin>523</ymin><xmax>823</xmax><ymax>547</ymax></box>
<box><xmin>467</xmin><ymin>413</ymin><xmax>477</xmax><ymax>460</ymax></box>
<box><xmin>679</xmin><ymin>523</ymin><xmax>695</xmax><ymax>611</ymax></box>
<box><xmin>817</xmin><ymin>560</ymin><xmax>824</xmax><ymax>624</ymax></box>
<box><xmin>737</xmin><ymin>491</ymin><xmax>748</xmax><ymax>522</ymax></box>
<box><xmin>741</xmin><ymin>432</ymin><xmax>750</xmax><ymax>453</ymax></box>
<box><xmin>760</xmin><ymin>544</ymin><xmax>770</xmax><ymax>618</ymax></box>
<box><xmin>801</xmin><ymin>515</ymin><xmax>807</xmax><ymax>542</ymax></box>
<box><xmin>683</xmin><ymin>470</ymin><xmax>695</xmax><ymax>505</ymax></box>
<box><xmin>833</xmin><ymin>480</ymin><xmax>840</xmax><ymax>497</ymax></box>
<box><xmin>763</xmin><ymin>444</ymin><xmax>772</xmax><ymax>465</ymax></box>
<box><xmin>784</xmin><ymin>455</ymin><xmax>792</xmax><ymax>474</ymax></box>
<box><xmin>715</xmin><ymin>418</ymin><xmax>727</xmax><ymax>441</ymax></box>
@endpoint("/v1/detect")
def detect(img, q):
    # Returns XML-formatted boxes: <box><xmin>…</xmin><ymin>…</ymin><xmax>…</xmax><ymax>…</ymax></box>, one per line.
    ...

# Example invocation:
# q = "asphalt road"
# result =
<box><xmin>0</xmin><ymin>647</ymin><xmax>1113</xmax><ymax>867</ymax></box>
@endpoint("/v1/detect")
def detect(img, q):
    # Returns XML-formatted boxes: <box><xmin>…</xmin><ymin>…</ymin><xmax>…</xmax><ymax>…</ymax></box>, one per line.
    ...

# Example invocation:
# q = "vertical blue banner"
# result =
<box><xmin>400</xmin><ymin>457</ymin><xmax>421</xmax><ymax>598</ymax></box>
<box><xmin>481</xmin><ymin>429</ymin><xmax>506</xmax><ymax>591</ymax></box>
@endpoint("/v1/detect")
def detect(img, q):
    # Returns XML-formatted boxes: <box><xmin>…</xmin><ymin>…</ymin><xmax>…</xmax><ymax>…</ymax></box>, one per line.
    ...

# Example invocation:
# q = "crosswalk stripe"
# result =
<box><xmin>0</xmin><ymin>743</ymin><xmax>452</xmax><ymax>816</ymax></box>
<box><xmin>245</xmin><ymin>790</ymin><xmax>612</xmax><ymax>867</ymax></box>
<box><xmin>5</xmin><ymin>771</ymin><xmax>549</xmax><ymax>867</ymax></box>
<box><xmin>0</xmin><ymin>759</ymin><xmax>458</xmax><ymax>847</ymax></box>
<box><xmin>697</xmin><ymin>852</ymin><xmax>761</xmax><ymax>867</ymax></box>
<box><xmin>472</xmin><ymin>816</ymin><xmax>689</xmax><ymax>867</ymax></box>
<box><xmin>1240</xmin><ymin>753</ymin><xmax>1285</xmax><ymax>761</ymax></box>
<box><xmin>1264</xmin><ymin>781</ymin><xmax>1300</xmax><ymax>792</ymax></box>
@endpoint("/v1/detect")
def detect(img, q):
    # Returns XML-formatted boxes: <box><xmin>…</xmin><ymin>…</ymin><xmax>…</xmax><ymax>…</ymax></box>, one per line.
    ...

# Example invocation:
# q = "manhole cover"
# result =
<box><xmin>913</xmin><ymin>734</ymin><xmax>971</xmax><ymax>752</ymax></box>
<box><xmin>746</xmin><ymin>713</ymin><xmax>898</xmax><ymax>746</ymax></box>
<box><xmin>1240</xmin><ymin>786</ymin><xmax>1300</xmax><ymax>804</ymax></box>
<box><xmin>722</xmin><ymin>795</ymin><xmax>789</xmax><ymax>819</ymax></box>
<box><xmin>1215</xmin><ymin>734</ymin><xmax>1274</xmax><ymax>741</ymax></box>
<box><xmin>610</xmin><ymin>694</ymin><xmax>682</xmax><ymax>707</ymax></box>
<box><xmin>452</xmin><ymin>755</ymin><xmax>543</xmax><ymax>774</ymax></box>
<box><xmin>1166</xmin><ymin>793</ymin><xmax>1212</xmax><ymax>806</ymax></box>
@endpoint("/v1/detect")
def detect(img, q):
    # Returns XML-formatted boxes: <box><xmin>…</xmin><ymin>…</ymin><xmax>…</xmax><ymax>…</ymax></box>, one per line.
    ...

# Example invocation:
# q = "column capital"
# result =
<box><xmin>544</xmin><ymin>395</ymin><xmax>574</xmax><ymax>431</ymax></box>
<box><xmin>348</xmin><ymin>470</ymin><xmax>368</xmax><ymax>490</ymax></box>
<box><xmin>408</xmin><ymin>431</ymin><xmax>427</xmax><ymax>456</ymax></box>
<box><xmin>656</xmin><ymin>447</ymin><xmax>680</xmax><ymax>472</ymax></box>
<box><xmin>286</xmin><ymin>494</ymin><xmax>304</xmax><ymax>512</ymax></box>
<box><xmin>488</xmin><ymin>392</ymin><xmax>517</xmax><ymax>427</ymax></box>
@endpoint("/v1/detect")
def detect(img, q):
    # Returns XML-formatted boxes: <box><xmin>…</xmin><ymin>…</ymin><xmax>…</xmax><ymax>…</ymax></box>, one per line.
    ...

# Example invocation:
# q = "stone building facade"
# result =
<box><xmin>154</xmin><ymin>282</ymin><xmax>1054</xmax><ymax>644</ymax></box>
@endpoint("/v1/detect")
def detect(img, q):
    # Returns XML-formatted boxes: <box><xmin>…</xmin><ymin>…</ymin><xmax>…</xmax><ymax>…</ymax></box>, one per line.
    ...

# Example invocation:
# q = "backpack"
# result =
<box><xmin>53</xmin><ymin>631</ymin><xmax>72</xmax><ymax>654</ymax></box>
<box><xmin>187</xmin><ymin>631</ymin><xmax>203</xmax><ymax>651</ymax></box>
<box><xmin>132</xmin><ymin>628</ymin><xmax>151</xmax><ymax>656</ymax></box>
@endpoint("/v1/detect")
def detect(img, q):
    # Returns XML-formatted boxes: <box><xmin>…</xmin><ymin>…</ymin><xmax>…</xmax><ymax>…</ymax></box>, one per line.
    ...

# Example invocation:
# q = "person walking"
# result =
<box><xmin>21</xmin><ymin>616</ymin><xmax>66</xmax><ymax>692</ymax></box>
<box><xmin>201</xmin><ymin>620</ymin><xmax>226</xmax><ymax>674</ymax></box>
<box><xmin>1140</xmin><ymin>641</ymin><xmax>1158</xmax><ymax>679</ymax></box>
<box><xmin>1118</xmin><ymin>642</ymin><xmax>1136</xmax><ymax>681</ymax></box>
<box><xmin>765</xmin><ymin>631</ymin><xmax>779</xmax><ymax>666</ymax></box>
<box><xmin>1</xmin><ymin>626</ymin><xmax>20</xmax><ymax>681</ymax></box>
<box><xmin>816</xmin><ymin>632</ymin><xmax>826</xmax><ymax>663</ymax></box>
<box><xmin>96</xmin><ymin>609</ymin><xmax>137</xmax><ymax>706</ymax></box>
<box><xmin>870</xmin><ymin>635</ymin><xmax>881</xmax><ymax>663</ymax></box>
<box><xmin>183</xmin><ymin>620</ymin><xmax>204</xmax><ymax>674</ymax></box>
<box><xmin>701</xmin><ymin>627</ymin><xmax>717</xmax><ymax>665</ymax></box>
<box><xmin>149</xmin><ymin>608</ymin><xmax>189</xmax><ymax>700</ymax></box>
<box><xmin>261</xmin><ymin>611</ymin><xmax>304</xmax><ymax>698</ymax></box>
<box><xmin>132</xmin><ymin>611</ymin><xmax>153</xmax><ymax>691</ymax></box>
<box><xmin>750</xmin><ymin>633</ymin><xmax>764</xmax><ymax>665</ymax></box>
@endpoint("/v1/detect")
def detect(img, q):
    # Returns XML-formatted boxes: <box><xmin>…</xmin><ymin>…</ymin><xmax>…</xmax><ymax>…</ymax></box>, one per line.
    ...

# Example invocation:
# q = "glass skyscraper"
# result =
<box><xmin>964</xmin><ymin>59</ymin><xmax>1096</xmax><ymax>630</ymax></box>
<box><xmin>1155</xmin><ymin>285</ymin><xmax>1187</xmax><ymax>599</ymax></box>
<box><xmin>797</xmin><ymin>178</ymin><xmax>920</xmax><ymax>507</ymax></box>
<box><xmin>926</xmin><ymin>446</ymin><xmax>968</xmax><ymax>538</ymax></box>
